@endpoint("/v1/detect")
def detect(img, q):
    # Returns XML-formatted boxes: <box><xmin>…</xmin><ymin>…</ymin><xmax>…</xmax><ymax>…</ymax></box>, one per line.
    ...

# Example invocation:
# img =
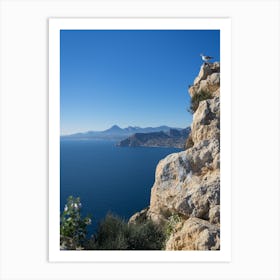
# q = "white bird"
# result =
<box><xmin>200</xmin><ymin>53</ymin><xmax>214</xmax><ymax>63</ymax></box>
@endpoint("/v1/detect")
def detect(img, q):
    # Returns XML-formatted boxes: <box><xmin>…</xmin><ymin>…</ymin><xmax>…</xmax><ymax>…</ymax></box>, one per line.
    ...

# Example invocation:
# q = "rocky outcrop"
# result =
<box><xmin>189</xmin><ymin>62</ymin><xmax>220</xmax><ymax>98</ymax></box>
<box><xmin>128</xmin><ymin>207</ymin><xmax>149</xmax><ymax>224</ymax></box>
<box><xmin>130</xmin><ymin>62</ymin><xmax>220</xmax><ymax>250</ymax></box>
<box><xmin>165</xmin><ymin>217</ymin><xmax>220</xmax><ymax>250</ymax></box>
<box><xmin>148</xmin><ymin>142</ymin><xmax>220</xmax><ymax>224</ymax></box>
<box><xmin>129</xmin><ymin>62</ymin><xmax>220</xmax><ymax>250</ymax></box>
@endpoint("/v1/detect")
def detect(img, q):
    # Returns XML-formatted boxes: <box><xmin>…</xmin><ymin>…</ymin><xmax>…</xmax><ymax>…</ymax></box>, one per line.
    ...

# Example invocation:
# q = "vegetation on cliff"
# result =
<box><xmin>89</xmin><ymin>214</ymin><xmax>165</xmax><ymax>250</ymax></box>
<box><xmin>188</xmin><ymin>89</ymin><xmax>213</xmax><ymax>114</ymax></box>
<box><xmin>60</xmin><ymin>196</ymin><xmax>165</xmax><ymax>250</ymax></box>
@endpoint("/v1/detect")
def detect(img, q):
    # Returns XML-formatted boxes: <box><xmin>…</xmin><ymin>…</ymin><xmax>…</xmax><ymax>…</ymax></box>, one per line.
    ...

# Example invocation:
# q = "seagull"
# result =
<box><xmin>200</xmin><ymin>53</ymin><xmax>214</xmax><ymax>63</ymax></box>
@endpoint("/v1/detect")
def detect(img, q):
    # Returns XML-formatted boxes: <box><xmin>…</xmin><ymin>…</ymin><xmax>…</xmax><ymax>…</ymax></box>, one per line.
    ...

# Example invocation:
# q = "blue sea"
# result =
<box><xmin>60</xmin><ymin>140</ymin><xmax>181</xmax><ymax>235</ymax></box>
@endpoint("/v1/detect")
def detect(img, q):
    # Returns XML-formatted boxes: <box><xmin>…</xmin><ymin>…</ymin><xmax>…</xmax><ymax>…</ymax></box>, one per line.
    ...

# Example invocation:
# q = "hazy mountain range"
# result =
<box><xmin>61</xmin><ymin>125</ymin><xmax>185</xmax><ymax>141</ymax></box>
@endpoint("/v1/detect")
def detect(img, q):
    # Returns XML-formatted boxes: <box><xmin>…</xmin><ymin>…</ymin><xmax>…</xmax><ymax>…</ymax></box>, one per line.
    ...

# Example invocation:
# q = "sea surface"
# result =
<box><xmin>60</xmin><ymin>140</ymin><xmax>181</xmax><ymax>235</ymax></box>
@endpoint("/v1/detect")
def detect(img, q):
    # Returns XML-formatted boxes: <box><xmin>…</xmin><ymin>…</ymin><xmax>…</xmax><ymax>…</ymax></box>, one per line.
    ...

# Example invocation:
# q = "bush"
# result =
<box><xmin>188</xmin><ymin>90</ymin><xmax>213</xmax><ymax>114</ymax></box>
<box><xmin>90</xmin><ymin>214</ymin><xmax>128</xmax><ymax>250</ymax></box>
<box><xmin>127</xmin><ymin>220</ymin><xmax>166</xmax><ymax>250</ymax></box>
<box><xmin>164</xmin><ymin>213</ymin><xmax>181</xmax><ymax>239</ymax></box>
<box><xmin>60</xmin><ymin>197</ymin><xmax>165</xmax><ymax>250</ymax></box>
<box><xmin>89</xmin><ymin>214</ymin><xmax>165</xmax><ymax>250</ymax></box>
<box><xmin>60</xmin><ymin>196</ymin><xmax>91</xmax><ymax>250</ymax></box>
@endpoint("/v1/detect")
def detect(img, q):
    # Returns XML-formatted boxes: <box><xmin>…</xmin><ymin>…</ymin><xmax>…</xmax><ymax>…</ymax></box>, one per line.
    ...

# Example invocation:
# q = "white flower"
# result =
<box><xmin>64</xmin><ymin>205</ymin><xmax>68</xmax><ymax>212</ymax></box>
<box><xmin>73</xmin><ymin>203</ymin><xmax>78</xmax><ymax>209</ymax></box>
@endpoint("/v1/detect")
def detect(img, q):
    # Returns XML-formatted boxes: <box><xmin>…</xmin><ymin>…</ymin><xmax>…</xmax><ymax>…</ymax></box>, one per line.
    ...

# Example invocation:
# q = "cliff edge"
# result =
<box><xmin>130</xmin><ymin>62</ymin><xmax>221</xmax><ymax>250</ymax></box>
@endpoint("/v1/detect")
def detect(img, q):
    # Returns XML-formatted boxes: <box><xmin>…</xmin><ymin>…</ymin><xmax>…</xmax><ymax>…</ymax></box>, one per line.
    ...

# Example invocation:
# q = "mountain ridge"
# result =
<box><xmin>61</xmin><ymin>125</ymin><xmax>185</xmax><ymax>140</ymax></box>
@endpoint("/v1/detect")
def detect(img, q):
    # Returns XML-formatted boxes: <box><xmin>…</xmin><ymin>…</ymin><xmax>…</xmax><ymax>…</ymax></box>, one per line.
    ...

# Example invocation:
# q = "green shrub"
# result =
<box><xmin>89</xmin><ymin>213</ymin><xmax>165</xmax><ymax>250</ymax></box>
<box><xmin>164</xmin><ymin>213</ymin><xmax>181</xmax><ymax>238</ymax></box>
<box><xmin>188</xmin><ymin>90</ymin><xmax>213</xmax><ymax>114</ymax></box>
<box><xmin>60</xmin><ymin>196</ymin><xmax>92</xmax><ymax>250</ymax></box>
<box><xmin>90</xmin><ymin>214</ymin><xmax>128</xmax><ymax>250</ymax></box>
<box><xmin>60</xmin><ymin>197</ymin><xmax>165</xmax><ymax>250</ymax></box>
<box><xmin>127</xmin><ymin>220</ymin><xmax>166</xmax><ymax>250</ymax></box>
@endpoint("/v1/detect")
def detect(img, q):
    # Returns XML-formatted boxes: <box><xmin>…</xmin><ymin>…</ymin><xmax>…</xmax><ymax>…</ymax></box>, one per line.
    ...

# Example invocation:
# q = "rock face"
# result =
<box><xmin>117</xmin><ymin>128</ymin><xmax>190</xmax><ymax>148</ymax></box>
<box><xmin>165</xmin><ymin>217</ymin><xmax>220</xmax><ymax>250</ymax></box>
<box><xmin>131</xmin><ymin>62</ymin><xmax>221</xmax><ymax>250</ymax></box>
<box><xmin>189</xmin><ymin>62</ymin><xmax>220</xmax><ymax>98</ymax></box>
<box><xmin>128</xmin><ymin>207</ymin><xmax>149</xmax><ymax>224</ymax></box>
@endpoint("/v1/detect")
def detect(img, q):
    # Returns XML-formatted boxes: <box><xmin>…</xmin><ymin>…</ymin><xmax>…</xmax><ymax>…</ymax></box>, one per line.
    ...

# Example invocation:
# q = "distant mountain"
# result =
<box><xmin>61</xmin><ymin>125</ymin><xmax>184</xmax><ymax>141</ymax></box>
<box><xmin>117</xmin><ymin>127</ymin><xmax>191</xmax><ymax>148</ymax></box>
<box><xmin>102</xmin><ymin>125</ymin><xmax>124</xmax><ymax>134</ymax></box>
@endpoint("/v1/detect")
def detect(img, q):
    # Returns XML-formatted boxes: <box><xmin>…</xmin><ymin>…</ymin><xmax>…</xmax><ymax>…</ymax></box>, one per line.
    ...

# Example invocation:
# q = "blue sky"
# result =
<box><xmin>60</xmin><ymin>30</ymin><xmax>220</xmax><ymax>135</ymax></box>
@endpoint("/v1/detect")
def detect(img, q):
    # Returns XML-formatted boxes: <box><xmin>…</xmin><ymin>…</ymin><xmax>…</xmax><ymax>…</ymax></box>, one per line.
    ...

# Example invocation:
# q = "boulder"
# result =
<box><xmin>193</xmin><ymin>62</ymin><xmax>220</xmax><ymax>85</ymax></box>
<box><xmin>198</xmin><ymin>73</ymin><xmax>220</xmax><ymax>94</ymax></box>
<box><xmin>165</xmin><ymin>217</ymin><xmax>220</xmax><ymax>250</ymax></box>
<box><xmin>128</xmin><ymin>207</ymin><xmax>149</xmax><ymax>224</ymax></box>
<box><xmin>191</xmin><ymin>97</ymin><xmax>220</xmax><ymax>143</ymax></box>
<box><xmin>189</xmin><ymin>62</ymin><xmax>220</xmax><ymax>98</ymax></box>
<box><xmin>148</xmin><ymin>149</ymin><xmax>220</xmax><ymax>222</ymax></box>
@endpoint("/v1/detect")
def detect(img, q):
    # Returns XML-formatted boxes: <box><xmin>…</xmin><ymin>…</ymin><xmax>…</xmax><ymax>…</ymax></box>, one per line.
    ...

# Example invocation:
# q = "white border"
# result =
<box><xmin>49</xmin><ymin>18</ymin><xmax>231</xmax><ymax>262</ymax></box>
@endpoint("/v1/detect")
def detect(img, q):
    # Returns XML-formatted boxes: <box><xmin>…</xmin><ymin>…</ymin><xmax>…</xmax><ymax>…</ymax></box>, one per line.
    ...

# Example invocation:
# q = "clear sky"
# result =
<box><xmin>60</xmin><ymin>30</ymin><xmax>220</xmax><ymax>135</ymax></box>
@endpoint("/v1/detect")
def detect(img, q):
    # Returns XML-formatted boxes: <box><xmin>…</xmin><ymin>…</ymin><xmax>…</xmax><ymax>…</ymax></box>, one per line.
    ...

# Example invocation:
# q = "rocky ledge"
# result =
<box><xmin>130</xmin><ymin>62</ymin><xmax>221</xmax><ymax>250</ymax></box>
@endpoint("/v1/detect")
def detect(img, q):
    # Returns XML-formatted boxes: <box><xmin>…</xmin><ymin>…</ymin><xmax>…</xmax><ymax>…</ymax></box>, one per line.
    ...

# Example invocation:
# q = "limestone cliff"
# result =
<box><xmin>130</xmin><ymin>62</ymin><xmax>221</xmax><ymax>250</ymax></box>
